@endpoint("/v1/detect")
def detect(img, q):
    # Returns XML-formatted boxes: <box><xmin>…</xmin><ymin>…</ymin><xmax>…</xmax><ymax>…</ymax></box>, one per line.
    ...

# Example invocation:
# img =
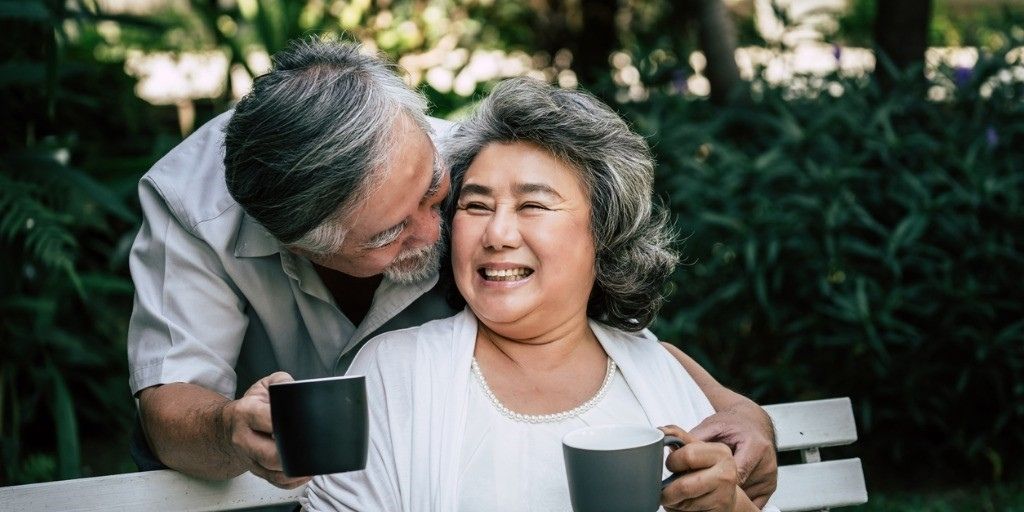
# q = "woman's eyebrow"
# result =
<box><xmin>459</xmin><ymin>182</ymin><xmax>564</xmax><ymax>199</ymax></box>
<box><xmin>514</xmin><ymin>182</ymin><xmax>563</xmax><ymax>199</ymax></box>
<box><xmin>459</xmin><ymin>183</ymin><xmax>492</xmax><ymax>196</ymax></box>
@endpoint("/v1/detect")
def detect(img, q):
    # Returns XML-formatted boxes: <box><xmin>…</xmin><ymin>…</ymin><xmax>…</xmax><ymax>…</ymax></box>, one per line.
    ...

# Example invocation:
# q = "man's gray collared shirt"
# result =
<box><xmin>127</xmin><ymin>111</ymin><xmax>456</xmax><ymax>399</ymax></box>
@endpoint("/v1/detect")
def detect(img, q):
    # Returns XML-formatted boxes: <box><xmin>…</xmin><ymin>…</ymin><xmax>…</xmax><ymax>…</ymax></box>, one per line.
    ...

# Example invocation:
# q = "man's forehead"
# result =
<box><xmin>345</xmin><ymin>141</ymin><xmax>437</xmax><ymax>239</ymax></box>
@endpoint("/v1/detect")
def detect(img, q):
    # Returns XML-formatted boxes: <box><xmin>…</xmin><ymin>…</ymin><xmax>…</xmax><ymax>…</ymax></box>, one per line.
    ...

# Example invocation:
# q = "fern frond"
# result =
<box><xmin>0</xmin><ymin>173</ymin><xmax>79</xmax><ymax>282</ymax></box>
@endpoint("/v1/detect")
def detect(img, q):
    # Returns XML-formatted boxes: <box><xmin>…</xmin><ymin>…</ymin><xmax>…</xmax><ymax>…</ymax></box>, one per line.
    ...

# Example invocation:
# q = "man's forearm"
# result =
<box><xmin>662</xmin><ymin>342</ymin><xmax>754</xmax><ymax>410</ymax></box>
<box><xmin>661</xmin><ymin>342</ymin><xmax>774</xmax><ymax>437</ymax></box>
<box><xmin>138</xmin><ymin>383</ymin><xmax>246</xmax><ymax>480</ymax></box>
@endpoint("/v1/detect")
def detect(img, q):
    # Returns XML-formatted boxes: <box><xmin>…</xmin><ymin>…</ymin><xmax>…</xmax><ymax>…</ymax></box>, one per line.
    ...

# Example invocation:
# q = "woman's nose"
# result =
<box><xmin>482</xmin><ymin>209</ymin><xmax>520</xmax><ymax>250</ymax></box>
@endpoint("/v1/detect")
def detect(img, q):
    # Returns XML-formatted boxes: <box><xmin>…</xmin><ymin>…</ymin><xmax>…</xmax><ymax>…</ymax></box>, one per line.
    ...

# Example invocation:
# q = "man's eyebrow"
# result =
<box><xmin>362</xmin><ymin>220</ymin><xmax>407</xmax><ymax>249</ymax></box>
<box><xmin>424</xmin><ymin>157</ymin><xmax>444</xmax><ymax>198</ymax></box>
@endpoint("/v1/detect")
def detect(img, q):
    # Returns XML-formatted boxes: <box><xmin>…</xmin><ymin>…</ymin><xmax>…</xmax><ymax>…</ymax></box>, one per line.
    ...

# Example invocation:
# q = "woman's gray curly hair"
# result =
<box><xmin>442</xmin><ymin>77</ymin><xmax>678</xmax><ymax>331</ymax></box>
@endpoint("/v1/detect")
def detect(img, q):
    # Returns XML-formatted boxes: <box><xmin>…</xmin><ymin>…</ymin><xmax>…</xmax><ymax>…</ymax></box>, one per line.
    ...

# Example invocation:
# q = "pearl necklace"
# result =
<box><xmin>470</xmin><ymin>357</ymin><xmax>617</xmax><ymax>424</ymax></box>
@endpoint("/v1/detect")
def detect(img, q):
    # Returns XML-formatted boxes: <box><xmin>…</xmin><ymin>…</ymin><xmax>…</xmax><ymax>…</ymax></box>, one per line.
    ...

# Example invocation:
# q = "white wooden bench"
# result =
<box><xmin>764</xmin><ymin>397</ymin><xmax>868</xmax><ymax>511</ymax></box>
<box><xmin>0</xmin><ymin>397</ymin><xmax>867</xmax><ymax>511</ymax></box>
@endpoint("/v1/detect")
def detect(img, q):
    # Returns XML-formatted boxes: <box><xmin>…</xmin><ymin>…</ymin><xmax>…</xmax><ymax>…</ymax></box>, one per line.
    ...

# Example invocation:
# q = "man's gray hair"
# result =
<box><xmin>224</xmin><ymin>38</ymin><xmax>429</xmax><ymax>255</ymax></box>
<box><xmin>443</xmin><ymin>78</ymin><xmax>678</xmax><ymax>331</ymax></box>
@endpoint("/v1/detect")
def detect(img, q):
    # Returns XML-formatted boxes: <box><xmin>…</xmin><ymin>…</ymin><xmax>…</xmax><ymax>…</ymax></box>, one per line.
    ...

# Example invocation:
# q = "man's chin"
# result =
<box><xmin>384</xmin><ymin>248</ymin><xmax>440</xmax><ymax>284</ymax></box>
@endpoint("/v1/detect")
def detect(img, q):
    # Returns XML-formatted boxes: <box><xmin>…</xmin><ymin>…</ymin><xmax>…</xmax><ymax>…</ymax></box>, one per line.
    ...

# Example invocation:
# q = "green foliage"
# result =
<box><xmin>0</xmin><ymin>0</ymin><xmax>170</xmax><ymax>485</ymax></box>
<box><xmin>931</xmin><ymin>1</ymin><xmax>1024</xmax><ymax>49</ymax></box>
<box><xmin>637</xmin><ymin>45</ymin><xmax>1024</xmax><ymax>483</ymax></box>
<box><xmin>177</xmin><ymin>0</ymin><xmax>556</xmax><ymax>109</ymax></box>
<box><xmin>852</xmin><ymin>478</ymin><xmax>1024</xmax><ymax>511</ymax></box>
<box><xmin>839</xmin><ymin>0</ymin><xmax>1024</xmax><ymax>50</ymax></box>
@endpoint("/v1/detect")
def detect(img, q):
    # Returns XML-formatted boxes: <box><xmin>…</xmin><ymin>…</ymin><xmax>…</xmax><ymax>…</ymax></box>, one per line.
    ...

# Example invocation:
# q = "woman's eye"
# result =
<box><xmin>521</xmin><ymin>203</ymin><xmax>548</xmax><ymax>211</ymax></box>
<box><xmin>461</xmin><ymin>202</ymin><xmax>489</xmax><ymax>211</ymax></box>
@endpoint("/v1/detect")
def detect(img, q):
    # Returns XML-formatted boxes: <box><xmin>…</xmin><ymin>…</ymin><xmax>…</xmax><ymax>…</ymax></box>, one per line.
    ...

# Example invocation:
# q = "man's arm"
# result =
<box><xmin>138</xmin><ymin>374</ymin><xmax>309</xmax><ymax>488</ymax></box>
<box><xmin>661</xmin><ymin>342</ymin><xmax>778</xmax><ymax>509</ymax></box>
<box><xmin>127</xmin><ymin>176</ymin><xmax>302</xmax><ymax>486</ymax></box>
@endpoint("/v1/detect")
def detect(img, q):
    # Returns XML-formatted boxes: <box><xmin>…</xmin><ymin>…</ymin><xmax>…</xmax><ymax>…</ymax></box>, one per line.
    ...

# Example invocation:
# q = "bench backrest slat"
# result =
<box><xmin>0</xmin><ymin>470</ymin><xmax>303</xmax><ymax>511</ymax></box>
<box><xmin>767</xmin><ymin>458</ymin><xmax>868</xmax><ymax>512</ymax></box>
<box><xmin>763</xmin><ymin>397</ymin><xmax>858</xmax><ymax>452</ymax></box>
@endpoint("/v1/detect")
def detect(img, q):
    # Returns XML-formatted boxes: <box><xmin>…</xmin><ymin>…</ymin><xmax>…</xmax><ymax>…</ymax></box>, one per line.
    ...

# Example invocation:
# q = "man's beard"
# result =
<box><xmin>383</xmin><ymin>238</ymin><xmax>442</xmax><ymax>284</ymax></box>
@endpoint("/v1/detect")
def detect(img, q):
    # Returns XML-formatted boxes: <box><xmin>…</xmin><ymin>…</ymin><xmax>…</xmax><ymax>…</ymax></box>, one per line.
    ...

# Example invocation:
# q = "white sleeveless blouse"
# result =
<box><xmin>457</xmin><ymin>362</ymin><xmax>651</xmax><ymax>512</ymax></box>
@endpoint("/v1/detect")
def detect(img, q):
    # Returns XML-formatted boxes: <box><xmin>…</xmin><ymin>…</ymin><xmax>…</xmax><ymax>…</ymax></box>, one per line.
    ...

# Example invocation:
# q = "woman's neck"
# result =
<box><xmin>471</xmin><ymin>310</ymin><xmax>611</xmax><ymax>416</ymax></box>
<box><xmin>474</xmin><ymin>312</ymin><xmax>600</xmax><ymax>370</ymax></box>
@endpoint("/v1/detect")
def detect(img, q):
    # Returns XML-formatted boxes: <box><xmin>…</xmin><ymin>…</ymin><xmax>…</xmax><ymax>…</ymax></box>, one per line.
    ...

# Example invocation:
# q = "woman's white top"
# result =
<box><xmin>458</xmin><ymin>360</ymin><xmax>651</xmax><ymax>512</ymax></box>
<box><xmin>302</xmin><ymin>309</ymin><xmax>717</xmax><ymax>511</ymax></box>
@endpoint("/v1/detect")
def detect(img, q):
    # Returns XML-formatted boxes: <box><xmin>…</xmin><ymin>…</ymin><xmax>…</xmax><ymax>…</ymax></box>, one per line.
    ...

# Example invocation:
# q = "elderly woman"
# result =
<box><xmin>302</xmin><ymin>78</ymin><xmax>771</xmax><ymax>511</ymax></box>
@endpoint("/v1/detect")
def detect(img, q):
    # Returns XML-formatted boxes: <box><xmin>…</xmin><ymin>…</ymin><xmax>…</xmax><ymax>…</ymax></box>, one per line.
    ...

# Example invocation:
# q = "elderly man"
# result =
<box><xmin>127</xmin><ymin>39</ymin><xmax>777</xmax><ymax>505</ymax></box>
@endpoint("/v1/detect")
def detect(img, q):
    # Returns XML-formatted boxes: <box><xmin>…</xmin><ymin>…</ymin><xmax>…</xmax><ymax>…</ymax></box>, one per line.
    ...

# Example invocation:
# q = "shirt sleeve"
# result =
<box><xmin>126</xmin><ymin>176</ymin><xmax>249</xmax><ymax>398</ymax></box>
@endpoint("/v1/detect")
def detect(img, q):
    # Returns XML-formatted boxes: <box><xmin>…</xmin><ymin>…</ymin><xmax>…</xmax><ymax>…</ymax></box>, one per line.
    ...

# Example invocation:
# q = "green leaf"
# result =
<box><xmin>48</xmin><ymin>365</ymin><xmax>80</xmax><ymax>479</ymax></box>
<box><xmin>79</xmin><ymin>272</ymin><xmax>134</xmax><ymax>295</ymax></box>
<box><xmin>0</xmin><ymin>1</ymin><xmax>49</xmax><ymax>22</ymax></box>
<box><xmin>698</xmin><ymin>212</ymin><xmax>746</xmax><ymax>233</ymax></box>
<box><xmin>60</xmin><ymin>166</ymin><xmax>137</xmax><ymax>223</ymax></box>
<box><xmin>0</xmin><ymin>61</ymin><xmax>46</xmax><ymax>87</ymax></box>
<box><xmin>78</xmin><ymin>12</ymin><xmax>168</xmax><ymax>31</ymax></box>
<box><xmin>886</xmin><ymin>214</ymin><xmax>929</xmax><ymax>259</ymax></box>
<box><xmin>7</xmin><ymin>151</ymin><xmax>137</xmax><ymax>223</ymax></box>
<box><xmin>753</xmin><ymin>147</ymin><xmax>786</xmax><ymax>172</ymax></box>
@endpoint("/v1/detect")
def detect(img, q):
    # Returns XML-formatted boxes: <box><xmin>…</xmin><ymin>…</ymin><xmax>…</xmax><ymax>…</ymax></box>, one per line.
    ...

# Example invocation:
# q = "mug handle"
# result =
<box><xmin>660</xmin><ymin>435</ymin><xmax>685</xmax><ymax>489</ymax></box>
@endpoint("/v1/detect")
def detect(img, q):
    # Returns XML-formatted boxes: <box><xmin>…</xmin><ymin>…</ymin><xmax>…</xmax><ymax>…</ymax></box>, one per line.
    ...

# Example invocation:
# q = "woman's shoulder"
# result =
<box><xmin>589</xmin><ymin>321</ymin><xmax>665</xmax><ymax>351</ymax></box>
<box><xmin>589</xmin><ymin>322</ymin><xmax>693</xmax><ymax>374</ymax></box>
<box><xmin>348</xmin><ymin>310</ymin><xmax>472</xmax><ymax>374</ymax></box>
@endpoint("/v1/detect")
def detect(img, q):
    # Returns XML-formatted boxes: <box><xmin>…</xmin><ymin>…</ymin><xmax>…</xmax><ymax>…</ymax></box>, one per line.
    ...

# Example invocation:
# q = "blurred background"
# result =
<box><xmin>1</xmin><ymin>0</ymin><xmax>1022</xmax><ymax>509</ymax></box>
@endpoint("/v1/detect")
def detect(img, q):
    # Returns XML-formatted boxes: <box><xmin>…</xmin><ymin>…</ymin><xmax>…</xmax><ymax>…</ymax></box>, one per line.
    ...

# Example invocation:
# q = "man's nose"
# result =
<box><xmin>410</xmin><ymin>206</ymin><xmax>442</xmax><ymax>245</ymax></box>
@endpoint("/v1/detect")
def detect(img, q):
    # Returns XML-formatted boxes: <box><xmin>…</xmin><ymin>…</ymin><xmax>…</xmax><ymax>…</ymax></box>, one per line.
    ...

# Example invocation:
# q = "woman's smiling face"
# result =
<box><xmin>451</xmin><ymin>141</ymin><xmax>596</xmax><ymax>338</ymax></box>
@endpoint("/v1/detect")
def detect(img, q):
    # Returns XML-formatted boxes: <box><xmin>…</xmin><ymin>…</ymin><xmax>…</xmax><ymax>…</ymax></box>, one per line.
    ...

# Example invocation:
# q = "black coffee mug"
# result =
<box><xmin>562</xmin><ymin>425</ymin><xmax>684</xmax><ymax>512</ymax></box>
<box><xmin>269</xmin><ymin>375</ymin><xmax>368</xmax><ymax>477</ymax></box>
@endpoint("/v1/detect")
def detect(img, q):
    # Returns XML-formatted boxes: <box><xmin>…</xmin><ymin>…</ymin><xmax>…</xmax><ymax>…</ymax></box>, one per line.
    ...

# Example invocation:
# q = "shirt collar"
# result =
<box><xmin>234</xmin><ymin>213</ymin><xmax>281</xmax><ymax>258</ymax></box>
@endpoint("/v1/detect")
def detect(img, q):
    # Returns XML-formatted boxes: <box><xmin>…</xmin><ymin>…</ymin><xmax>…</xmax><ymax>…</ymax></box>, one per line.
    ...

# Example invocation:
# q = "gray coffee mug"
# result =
<box><xmin>562</xmin><ymin>425</ymin><xmax>684</xmax><ymax>512</ymax></box>
<box><xmin>269</xmin><ymin>375</ymin><xmax>368</xmax><ymax>477</ymax></box>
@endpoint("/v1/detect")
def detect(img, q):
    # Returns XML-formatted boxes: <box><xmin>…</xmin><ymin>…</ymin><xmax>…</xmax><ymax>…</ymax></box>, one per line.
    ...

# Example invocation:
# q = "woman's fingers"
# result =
<box><xmin>661</xmin><ymin>462</ymin><xmax>734</xmax><ymax>503</ymax></box>
<box><xmin>659</xmin><ymin>424</ymin><xmax>699</xmax><ymax>447</ymax></box>
<box><xmin>659</xmin><ymin>430</ymin><xmax>740</xmax><ymax>512</ymax></box>
<box><xmin>664</xmin><ymin>439</ymin><xmax>733</xmax><ymax>473</ymax></box>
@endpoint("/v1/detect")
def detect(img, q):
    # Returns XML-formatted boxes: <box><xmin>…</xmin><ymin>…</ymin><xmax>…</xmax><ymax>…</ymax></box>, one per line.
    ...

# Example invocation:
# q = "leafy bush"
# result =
<box><xmin>636</xmin><ymin>47</ymin><xmax>1024</xmax><ymax>483</ymax></box>
<box><xmin>852</xmin><ymin>477</ymin><xmax>1024</xmax><ymax>511</ymax></box>
<box><xmin>0</xmin><ymin>2</ymin><xmax>174</xmax><ymax>484</ymax></box>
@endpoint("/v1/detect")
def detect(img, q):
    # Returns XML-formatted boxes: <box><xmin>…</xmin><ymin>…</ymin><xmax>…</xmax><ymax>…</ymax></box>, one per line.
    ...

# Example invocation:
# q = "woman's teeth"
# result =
<box><xmin>481</xmin><ymin>268</ymin><xmax>533</xmax><ymax>281</ymax></box>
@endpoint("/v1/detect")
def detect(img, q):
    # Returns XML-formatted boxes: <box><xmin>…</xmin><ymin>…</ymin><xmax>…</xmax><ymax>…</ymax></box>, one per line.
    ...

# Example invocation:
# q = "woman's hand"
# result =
<box><xmin>659</xmin><ymin>425</ymin><xmax>756</xmax><ymax>512</ymax></box>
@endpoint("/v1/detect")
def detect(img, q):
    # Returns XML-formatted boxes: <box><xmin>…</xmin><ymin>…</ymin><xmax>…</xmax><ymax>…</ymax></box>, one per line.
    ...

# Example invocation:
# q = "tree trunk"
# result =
<box><xmin>873</xmin><ymin>0</ymin><xmax>933</xmax><ymax>88</ymax></box>
<box><xmin>693</xmin><ymin>0</ymin><xmax>740</xmax><ymax>104</ymax></box>
<box><xmin>531</xmin><ymin>0</ymin><xmax>618</xmax><ymax>91</ymax></box>
<box><xmin>572</xmin><ymin>0</ymin><xmax>618</xmax><ymax>88</ymax></box>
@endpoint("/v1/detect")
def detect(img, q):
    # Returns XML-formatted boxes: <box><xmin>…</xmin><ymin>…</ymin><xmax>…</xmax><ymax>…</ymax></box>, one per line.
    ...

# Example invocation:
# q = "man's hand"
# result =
<box><xmin>659</xmin><ymin>342</ymin><xmax>778</xmax><ymax>508</ymax></box>
<box><xmin>220</xmin><ymin>371</ymin><xmax>310</xmax><ymax>489</ymax></box>
<box><xmin>139</xmin><ymin>374</ymin><xmax>310</xmax><ymax>488</ymax></box>
<box><xmin>689</xmin><ymin>401</ymin><xmax>777</xmax><ymax>508</ymax></box>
